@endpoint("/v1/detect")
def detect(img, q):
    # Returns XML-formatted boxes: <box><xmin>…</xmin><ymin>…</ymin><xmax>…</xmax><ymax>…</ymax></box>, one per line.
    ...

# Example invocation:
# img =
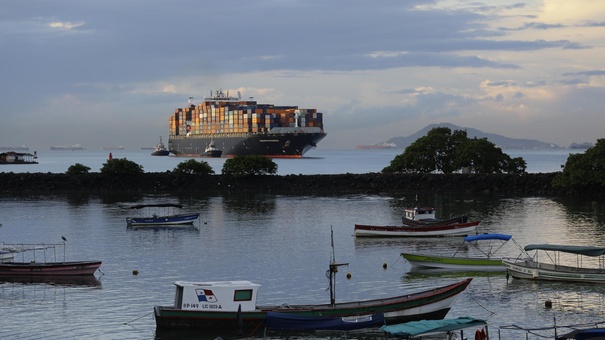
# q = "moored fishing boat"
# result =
<box><xmin>126</xmin><ymin>203</ymin><xmax>199</xmax><ymax>227</ymax></box>
<box><xmin>0</xmin><ymin>242</ymin><xmax>101</xmax><ymax>276</ymax></box>
<box><xmin>402</xmin><ymin>233</ymin><xmax>517</xmax><ymax>271</ymax></box>
<box><xmin>502</xmin><ymin>244</ymin><xmax>605</xmax><ymax>283</ymax></box>
<box><xmin>354</xmin><ymin>220</ymin><xmax>479</xmax><ymax>237</ymax></box>
<box><xmin>168</xmin><ymin>89</ymin><xmax>326</xmax><ymax>158</ymax></box>
<box><xmin>154</xmin><ymin>228</ymin><xmax>472</xmax><ymax>332</ymax></box>
<box><xmin>153</xmin><ymin>278</ymin><xmax>472</xmax><ymax>331</ymax></box>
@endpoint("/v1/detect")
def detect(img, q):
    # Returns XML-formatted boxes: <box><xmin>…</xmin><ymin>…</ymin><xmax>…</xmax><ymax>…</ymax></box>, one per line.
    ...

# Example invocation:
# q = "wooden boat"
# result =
<box><xmin>354</xmin><ymin>220</ymin><xmax>479</xmax><ymax>237</ymax></box>
<box><xmin>401</xmin><ymin>206</ymin><xmax>470</xmax><ymax>226</ymax></box>
<box><xmin>0</xmin><ymin>242</ymin><xmax>101</xmax><ymax>276</ymax></box>
<box><xmin>151</xmin><ymin>136</ymin><xmax>170</xmax><ymax>156</ymax></box>
<box><xmin>153</xmin><ymin>278</ymin><xmax>472</xmax><ymax>331</ymax></box>
<box><xmin>402</xmin><ymin>233</ymin><xmax>515</xmax><ymax>270</ymax></box>
<box><xmin>502</xmin><ymin>244</ymin><xmax>605</xmax><ymax>283</ymax></box>
<box><xmin>154</xmin><ymin>229</ymin><xmax>471</xmax><ymax>331</ymax></box>
<box><xmin>126</xmin><ymin>203</ymin><xmax>199</xmax><ymax>227</ymax></box>
<box><xmin>380</xmin><ymin>317</ymin><xmax>488</xmax><ymax>338</ymax></box>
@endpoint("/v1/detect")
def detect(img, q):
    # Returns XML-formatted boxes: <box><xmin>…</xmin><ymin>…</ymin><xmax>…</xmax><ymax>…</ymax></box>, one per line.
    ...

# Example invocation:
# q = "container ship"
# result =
<box><xmin>168</xmin><ymin>90</ymin><xmax>326</xmax><ymax>158</ymax></box>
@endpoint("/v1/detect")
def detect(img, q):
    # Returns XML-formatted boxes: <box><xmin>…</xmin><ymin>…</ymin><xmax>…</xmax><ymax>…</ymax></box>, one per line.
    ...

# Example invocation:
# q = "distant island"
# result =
<box><xmin>377</xmin><ymin>123</ymin><xmax>592</xmax><ymax>150</ymax></box>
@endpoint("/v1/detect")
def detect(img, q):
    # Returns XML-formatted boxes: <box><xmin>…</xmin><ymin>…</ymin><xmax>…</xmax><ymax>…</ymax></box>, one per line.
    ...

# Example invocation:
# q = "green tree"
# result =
<box><xmin>383</xmin><ymin>127</ymin><xmax>466</xmax><ymax>173</ymax></box>
<box><xmin>222</xmin><ymin>155</ymin><xmax>278</xmax><ymax>177</ymax></box>
<box><xmin>456</xmin><ymin>137</ymin><xmax>526</xmax><ymax>174</ymax></box>
<box><xmin>173</xmin><ymin>159</ymin><xmax>215</xmax><ymax>175</ymax></box>
<box><xmin>100</xmin><ymin>158</ymin><xmax>144</xmax><ymax>175</ymax></box>
<box><xmin>554</xmin><ymin>138</ymin><xmax>605</xmax><ymax>189</ymax></box>
<box><xmin>383</xmin><ymin>127</ymin><xmax>526</xmax><ymax>174</ymax></box>
<box><xmin>66</xmin><ymin>163</ymin><xmax>91</xmax><ymax>175</ymax></box>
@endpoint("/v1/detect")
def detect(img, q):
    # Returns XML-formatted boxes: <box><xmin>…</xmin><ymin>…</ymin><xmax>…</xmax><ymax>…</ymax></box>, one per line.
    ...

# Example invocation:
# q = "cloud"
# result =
<box><xmin>0</xmin><ymin>0</ymin><xmax>603</xmax><ymax>150</ymax></box>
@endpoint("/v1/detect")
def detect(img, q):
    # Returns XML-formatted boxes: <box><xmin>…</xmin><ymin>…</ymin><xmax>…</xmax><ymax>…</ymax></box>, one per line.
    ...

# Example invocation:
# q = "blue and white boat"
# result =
<box><xmin>126</xmin><ymin>204</ymin><xmax>199</xmax><ymax>227</ymax></box>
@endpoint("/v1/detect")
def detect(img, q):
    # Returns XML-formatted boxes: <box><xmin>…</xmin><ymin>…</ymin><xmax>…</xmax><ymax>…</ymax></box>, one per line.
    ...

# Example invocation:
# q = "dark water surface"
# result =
<box><xmin>1</xmin><ymin>192</ymin><xmax>605</xmax><ymax>339</ymax></box>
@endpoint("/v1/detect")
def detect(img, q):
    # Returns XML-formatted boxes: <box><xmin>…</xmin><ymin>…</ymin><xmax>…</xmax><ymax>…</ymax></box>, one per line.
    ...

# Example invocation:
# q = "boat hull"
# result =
<box><xmin>154</xmin><ymin>278</ymin><xmax>472</xmax><ymax>330</ymax></box>
<box><xmin>402</xmin><ymin>253</ymin><xmax>505</xmax><ymax>271</ymax></box>
<box><xmin>169</xmin><ymin>131</ymin><xmax>326</xmax><ymax>158</ymax></box>
<box><xmin>354</xmin><ymin>221</ymin><xmax>479</xmax><ymax>237</ymax></box>
<box><xmin>0</xmin><ymin>260</ymin><xmax>102</xmax><ymax>276</ymax></box>
<box><xmin>502</xmin><ymin>259</ymin><xmax>605</xmax><ymax>283</ymax></box>
<box><xmin>127</xmin><ymin>213</ymin><xmax>200</xmax><ymax>226</ymax></box>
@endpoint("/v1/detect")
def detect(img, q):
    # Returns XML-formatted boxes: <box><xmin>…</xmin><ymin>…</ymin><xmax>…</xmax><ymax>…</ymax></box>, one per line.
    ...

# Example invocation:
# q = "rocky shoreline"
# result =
<box><xmin>0</xmin><ymin>172</ymin><xmax>579</xmax><ymax>197</ymax></box>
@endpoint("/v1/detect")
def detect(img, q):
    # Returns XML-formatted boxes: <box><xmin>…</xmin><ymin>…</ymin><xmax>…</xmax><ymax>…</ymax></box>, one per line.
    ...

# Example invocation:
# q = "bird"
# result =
<box><xmin>61</xmin><ymin>236</ymin><xmax>67</xmax><ymax>242</ymax></box>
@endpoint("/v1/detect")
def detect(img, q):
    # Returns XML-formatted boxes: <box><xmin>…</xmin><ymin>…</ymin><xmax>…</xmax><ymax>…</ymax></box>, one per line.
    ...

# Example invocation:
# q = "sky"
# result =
<box><xmin>1</xmin><ymin>0</ymin><xmax>605</xmax><ymax>151</ymax></box>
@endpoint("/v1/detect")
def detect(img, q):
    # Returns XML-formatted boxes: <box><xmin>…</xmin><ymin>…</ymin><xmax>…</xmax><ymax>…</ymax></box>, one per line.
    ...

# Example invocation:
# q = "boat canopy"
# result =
<box><xmin>524</xmin><ymin>244</ymin><xmax>605</xmax><ymax>257</ymax></box>
<box><xmin>380</xmin><ymin>317</ymin><xmax>487</xmax><ymax>337</ymax></box>
<box><xmin>464</xmin><ymin>233</ymin><xmax>512</xmax><ymax>242</ymax></box>
<box><xmin>129</xmin><ymin>204</ymin><xmax>183</xmax><ymax>209</ymax></box>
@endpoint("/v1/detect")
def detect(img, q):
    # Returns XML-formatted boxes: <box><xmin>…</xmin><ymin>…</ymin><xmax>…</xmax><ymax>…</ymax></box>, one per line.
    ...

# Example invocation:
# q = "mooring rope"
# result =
<box><xmin>124</xmin><ymin>312</ymin><xmax>153</xmax><ymax>325</ymax></box>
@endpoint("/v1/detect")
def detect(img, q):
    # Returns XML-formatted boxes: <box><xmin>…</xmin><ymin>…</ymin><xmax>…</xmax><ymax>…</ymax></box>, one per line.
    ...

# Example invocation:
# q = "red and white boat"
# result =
<box><xmin>0</xmin><ymin>242</ymin><xmax>101</xmax><ymax>276</ymax></box>
<box><xmin>354</xmin><ymin>220</ymin><xmax>480</xmax><ymax>237</ymax></box>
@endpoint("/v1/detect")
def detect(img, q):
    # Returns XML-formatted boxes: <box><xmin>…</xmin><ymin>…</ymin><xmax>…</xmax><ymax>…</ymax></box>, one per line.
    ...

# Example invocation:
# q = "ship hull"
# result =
<box><xmin>169</xmin><ymin>132</ymin><xmax>326</xmax><ymax>158</ymax></box>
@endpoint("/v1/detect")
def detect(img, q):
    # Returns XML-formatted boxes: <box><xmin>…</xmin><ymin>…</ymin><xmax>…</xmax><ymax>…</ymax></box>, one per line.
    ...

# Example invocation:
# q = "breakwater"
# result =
<box><xmin>0</xmin><ymin>172</ymin><xmax>571</xmax><ymax>196</ymax></box>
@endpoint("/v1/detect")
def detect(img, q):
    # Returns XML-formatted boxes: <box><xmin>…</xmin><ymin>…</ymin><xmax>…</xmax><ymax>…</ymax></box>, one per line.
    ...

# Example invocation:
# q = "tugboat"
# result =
<box><xmin>202</xmin><ymin>140</ymin><xmax>222</xmax><ymax>158</ymax></box>
<box><xmin>151</xmin><ymin>137</ymin><xmax>170</xmax><ymax>156</ymax></box>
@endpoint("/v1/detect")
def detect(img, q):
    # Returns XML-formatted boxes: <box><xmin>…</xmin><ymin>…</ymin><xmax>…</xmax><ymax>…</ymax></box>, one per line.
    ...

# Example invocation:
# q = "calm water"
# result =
<box><xmin>2</xmin><ymin>149</ymin><xmax>603</xmax><ymax>340</ymax></box>
<box><xmin>0</xmin><ymin>148</ymin><xmax>579</xmax><ymax>174</ymax></box>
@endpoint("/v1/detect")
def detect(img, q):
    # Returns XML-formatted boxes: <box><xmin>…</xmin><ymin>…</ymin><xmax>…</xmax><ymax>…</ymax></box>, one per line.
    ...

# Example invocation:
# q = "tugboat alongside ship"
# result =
<box><xmin>202</xmin><ymin>140</ymin><xmax>222</xmax><ymax>157</ymax></box>
<box><xmin>151</xmin><ymin>137</ymin><xmax>170</xmax><ymax>156</ymax></box>
<box><xmin>167</xmin><ymin>89</ymin><xmax>326</xmax><ymax>158</ymax></box>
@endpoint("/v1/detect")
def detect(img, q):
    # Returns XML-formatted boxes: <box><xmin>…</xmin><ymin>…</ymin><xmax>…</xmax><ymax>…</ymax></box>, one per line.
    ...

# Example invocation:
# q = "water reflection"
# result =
<box><xmin>0</xmin><ymin>275</ymin><xmax>102</xmax><ymax>287</ymax></box>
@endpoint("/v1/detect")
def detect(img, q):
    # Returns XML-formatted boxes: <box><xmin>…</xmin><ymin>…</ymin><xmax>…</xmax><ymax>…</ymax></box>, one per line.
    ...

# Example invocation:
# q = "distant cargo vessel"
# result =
<box><xmin>355</xmin><ymin>142</ymin><xmax>396</xmax><ymax>150</ymax></box>
<box><xmin>0</xmin><ymin>145</ymin><xmax>29</xmax><ymax>151</ymax></box>
<box><xmin>168</xmin><ymin>90</ymin><xmax>326</xmax><ymax>158</ymax></box>
<box><xmin>50</xmin><ymin>144</ymin><xmax>85</xmax><ymax>151</ymax></box>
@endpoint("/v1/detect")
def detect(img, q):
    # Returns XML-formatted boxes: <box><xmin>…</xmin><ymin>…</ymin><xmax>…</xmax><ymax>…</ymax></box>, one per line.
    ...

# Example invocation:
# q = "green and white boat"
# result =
<box><xmin>502</xmin><ymin>244</ymin><xmax>605</xmax><ymax>283</ymax></box>
<box><xmin>402</xmin><ymin>233</ymin><xmax>515</xmax><ymax>271</ymax></box>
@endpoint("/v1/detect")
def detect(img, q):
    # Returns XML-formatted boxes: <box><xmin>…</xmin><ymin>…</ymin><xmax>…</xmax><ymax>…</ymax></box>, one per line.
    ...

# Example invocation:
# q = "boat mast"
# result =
<box><xmin>328</xmin><ymin>226</ymin><xmax>348</xmax><ymax>306</ymax></box>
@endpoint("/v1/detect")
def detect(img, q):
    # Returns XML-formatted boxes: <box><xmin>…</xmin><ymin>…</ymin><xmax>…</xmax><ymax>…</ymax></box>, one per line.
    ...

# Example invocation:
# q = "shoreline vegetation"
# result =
<box><xmin>1</xmin><ymin>172</ymin><xmax>595</xmax><ymax>197</ymax></box>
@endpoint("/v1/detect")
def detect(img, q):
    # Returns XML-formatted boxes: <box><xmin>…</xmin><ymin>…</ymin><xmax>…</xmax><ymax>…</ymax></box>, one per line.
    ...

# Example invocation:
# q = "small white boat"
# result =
<box><xmin>502</xmin><ymin>244</ymin><xmax>605</xmax><ymax>283</ymax></box>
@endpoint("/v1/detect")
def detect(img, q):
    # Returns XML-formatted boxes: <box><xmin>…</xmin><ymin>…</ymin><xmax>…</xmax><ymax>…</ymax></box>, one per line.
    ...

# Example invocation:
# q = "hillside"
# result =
<box><xmin>387</xmin><ymin>123</ymin><xmax>562</xmax><ymax>149</ymax></box>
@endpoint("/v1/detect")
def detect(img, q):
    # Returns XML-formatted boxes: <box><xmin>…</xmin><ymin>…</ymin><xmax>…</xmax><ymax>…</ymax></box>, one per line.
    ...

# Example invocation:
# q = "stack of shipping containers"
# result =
<box><xmin>169</xmin><ymin>100</ymin><xmax>323</xmax><ymax>137</ymax></box>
